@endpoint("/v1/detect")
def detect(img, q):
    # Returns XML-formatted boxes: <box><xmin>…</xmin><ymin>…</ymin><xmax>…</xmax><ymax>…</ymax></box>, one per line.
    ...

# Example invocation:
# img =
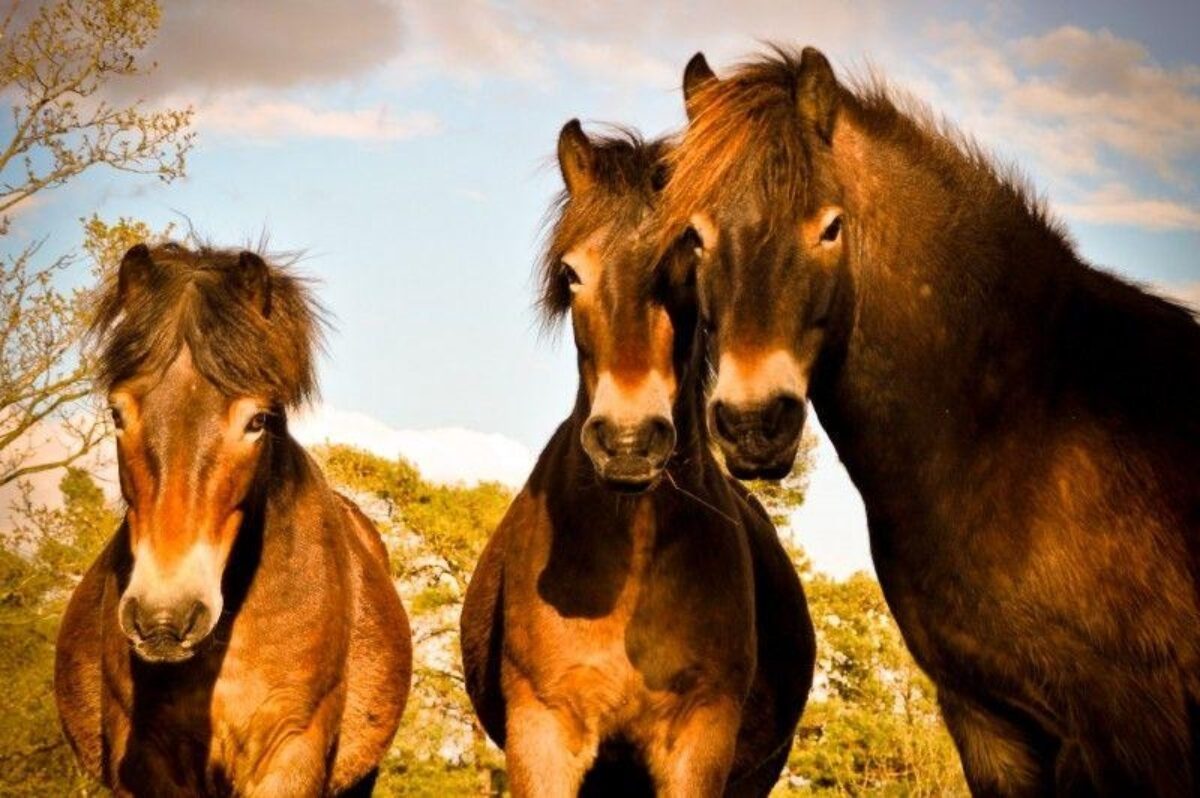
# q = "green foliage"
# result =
<box><xmin>754</xmin><ymin>475</ymin><xmax>966</xmax><ymax>798</ymax></box>
<box><xmin>772</xmin><ymin>575</ymin><xmax>966</xmax><ymax>797</ymax></box>
<box><xmin>0</xmin><ymin>469</ymin><xmax>114</xmax><ymax>796</ymax></box>
<box><xmin>319</xmin><ymin>444</ymin><xmax>423</xmax><ymax>511</ymax></box>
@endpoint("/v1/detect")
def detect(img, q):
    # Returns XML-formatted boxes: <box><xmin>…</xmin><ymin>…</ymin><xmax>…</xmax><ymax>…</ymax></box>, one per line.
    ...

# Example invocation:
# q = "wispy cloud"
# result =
<box><xmin>557</xmin><ymin>40</ymin><xmax>676</xmax><ymax>88</ymax></box>
<box><xmin>1060</xmin><ymin>183</ymin><xmax>1200</xmax><ymax>231</ymax></box>
<box><xmin>100</xmin><ymin>1</ymin><xmax>420</xmax><ymax>145</ymax></box>
<box><xmin>398</xmin><ymin>0</ymin><xmax>551</xmax><ymax>84</ymax></box>
<box><xmin>195</xmin><ymin>96</ymin><xmax>441</xmax><ymax>143</ymax></box>
<box><xmin>919</xmin><ymin>22</ymin><xmax>1200</xmax><ymax>232</ymax></box>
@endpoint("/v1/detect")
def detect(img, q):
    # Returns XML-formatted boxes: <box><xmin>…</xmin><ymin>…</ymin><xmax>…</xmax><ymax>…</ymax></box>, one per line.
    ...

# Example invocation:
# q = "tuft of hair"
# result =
<box><xmin>661</xmin><ymin>45</ymin><xmax>1067</xmax><ymax>247</ymax></box>
<box><xmin>536</xmin><ymin>127</ymin><xmax>669</xmax><ymax>332</ymax></box>
<box><xmin>90</xmin><ymin>242</ymin><xmax>327</xmax><ymax>407</ymax></box>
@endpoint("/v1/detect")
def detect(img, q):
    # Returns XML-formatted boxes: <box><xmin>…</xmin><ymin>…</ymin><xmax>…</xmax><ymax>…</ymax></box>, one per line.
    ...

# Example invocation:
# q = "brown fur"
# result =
<box><xmin>666</xmin><ymin>47</ymin><xmax>1200</xmax><ymax>796</ymax></box>
<box><xmin>461</xmin><ymin>125</ymin><xmax>814</xmax><ymax>797</ymax></box>
<box><xmin>55</xmin><ymin>244</ymin><xmax>411</xmax><ymax>796</ymax></box>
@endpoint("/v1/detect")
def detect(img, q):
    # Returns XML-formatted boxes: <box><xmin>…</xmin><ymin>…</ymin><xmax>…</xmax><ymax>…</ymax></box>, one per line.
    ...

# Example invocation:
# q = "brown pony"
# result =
<box><xmin>54</xmin><ymin>243</ymin><xmax>412</xmax><ymax>796</ymax></box>
<box><xmin>663</xmin><ymin>47</ymin><xmax>1200</xmax><ymax>796</ymax></box>
<box><xmin>459</xmin><ymin>122</ymin><xmax>814</xmax><ymax>797</ymax></box>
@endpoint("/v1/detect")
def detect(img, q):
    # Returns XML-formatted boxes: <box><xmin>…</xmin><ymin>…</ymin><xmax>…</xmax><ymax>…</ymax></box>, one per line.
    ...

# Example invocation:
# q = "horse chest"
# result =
<box><xmin>516</xmin><ymin>553</ymin><xmax>735</xmax><ymax>733</ymax></box>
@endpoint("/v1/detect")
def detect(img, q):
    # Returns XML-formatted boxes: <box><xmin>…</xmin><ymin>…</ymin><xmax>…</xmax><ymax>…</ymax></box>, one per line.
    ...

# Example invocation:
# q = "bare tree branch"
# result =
<box><xmin>0</xmin><ymin>0</ymin><xmax>191</xmax><ymax>486</ymax></box>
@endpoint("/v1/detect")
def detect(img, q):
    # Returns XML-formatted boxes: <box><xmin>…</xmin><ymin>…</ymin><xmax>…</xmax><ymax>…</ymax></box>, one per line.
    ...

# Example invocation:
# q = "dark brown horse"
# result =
<box><xmin>55</xmin><ymin>243</ymin><xmax>412</xmax><ymax>796</ymax></box>
<box><xmin>459</xmin><ymin>122</ymin><xmax>814</xmax><ymax>797</ymax></box>
<box><xmin>661</xmin><ymin>47</ymin><xmax>1200</xmax><ymax>796</ymax></box>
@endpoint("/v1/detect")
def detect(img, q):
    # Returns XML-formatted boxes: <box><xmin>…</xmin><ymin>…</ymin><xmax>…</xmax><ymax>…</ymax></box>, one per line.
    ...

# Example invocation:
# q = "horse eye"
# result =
<box><xmin>820</xmin><ymin>215</ymin><xmax>843</xmax><ymax>244</ymax></box>
<box><xmin>109</xmin><ymin>406</ymin><xmax>125</xmax><ymax>431</ymax></box>
<box><xmin>245</xmin><ymin>412</ymin><xmax>269</xmax><ymax>435</ymax></box>
<box><xmin>561</xmin><ymin>262</ymin><xmax>582</xmax><ymax>288</ymax></box>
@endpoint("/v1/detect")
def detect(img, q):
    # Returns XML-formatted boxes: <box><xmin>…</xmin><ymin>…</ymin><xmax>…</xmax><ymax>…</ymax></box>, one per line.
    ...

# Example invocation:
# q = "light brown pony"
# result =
<box><xmin>663</xmin><ymin>48</ymin><xmax>1200</xmax><ymax>796</ymax></box>
<box><xmin>55</xmin><ymin>243</ymin><xmax>411</xmax><ymax>796</ymax></box>
<box><xmin>460</xmin><ymin>122</ymin><xmax>814</xmax><ymax>797</ymax></box>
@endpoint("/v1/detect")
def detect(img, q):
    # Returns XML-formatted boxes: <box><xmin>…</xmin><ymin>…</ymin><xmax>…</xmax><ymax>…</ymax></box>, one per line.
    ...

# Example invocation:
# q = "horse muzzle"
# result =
<box><xmin>119</xmin><ymin>595</ymin><xmax>215</xmax><ymax>664</ymax></box>
<box><xmin>581</xmin><ymin>414</ymin><xmax>675</xmax><ymax>493</ymax></box>
<box><xmin>709</xmin><ymin>394</ymin><xmax>805</xmax><ymax>480</ymax></box>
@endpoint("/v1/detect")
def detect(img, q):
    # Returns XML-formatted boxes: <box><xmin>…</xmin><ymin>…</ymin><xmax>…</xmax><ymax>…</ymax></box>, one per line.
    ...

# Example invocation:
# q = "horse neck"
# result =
<box><xmin>814</xmin><ymin>104</ymin><xmax>1080</xmax><ymax>521</ymax></box>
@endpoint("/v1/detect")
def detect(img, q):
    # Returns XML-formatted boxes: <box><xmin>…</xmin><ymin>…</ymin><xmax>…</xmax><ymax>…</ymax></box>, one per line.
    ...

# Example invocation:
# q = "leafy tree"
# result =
<box><xmin>1</xmin><ymin>468</ymin><xmax>114</xmax><ymax>796</ymax></box>
<box><xmin>0</xmin><ymin>0</ymin><xmax>192</xmax><ymax>226</ymax></box>
<box><xmin>0</xmin><ymin>0</ymin><xmax>192</xmax><ymax>486</ymax></box>
<box><xmin>774</xmin><ymin>572</ymin><xmax>966</xmax><ymax>797</ymax></box>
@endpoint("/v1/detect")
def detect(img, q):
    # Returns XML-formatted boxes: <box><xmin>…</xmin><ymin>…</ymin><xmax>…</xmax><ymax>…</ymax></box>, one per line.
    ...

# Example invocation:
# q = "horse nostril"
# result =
<box><xmin>641</xmin><ymin>417</ymin><xmax>676</xmax><ymax>463</ymax></box>
<box><xmin>182</xmin><ymin>601</ymin><xmax>209</xmax><ymax>640</ymax></box>
<box><xmin>582</xmin><ymin>416</ymin><xmax>618</xmax><ymax>458</ymax></box>
<box><xmin>711</xmin><ymin>400</ymin><xmax>737</xmax><ymax>443</ymax></box>
<box><xmin>765</xmin><ymin>395</ymin><xmax>806</xmax><ymax>443</ymax></box>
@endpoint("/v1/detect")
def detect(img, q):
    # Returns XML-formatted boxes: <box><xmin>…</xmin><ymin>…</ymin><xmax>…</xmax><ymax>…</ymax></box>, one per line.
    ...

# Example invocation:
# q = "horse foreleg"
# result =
<box><xmin>503</xmin><ymin>682</ymin><xmax>597</xmax><ymax>798</ymax></box>
<box><xmin>242</xmin><ymin>728</ymin><xmax>331</xmax><ymax>798</ymax></box>
<box><xmin>648</xmin><ymin>696</ymin><xmax>741</xmax><ymax>798</ymax></box>
<box><xmin>938</xmin><ymin>687</ymin><xmax>1056</xmax><ymax>798</ymax></box>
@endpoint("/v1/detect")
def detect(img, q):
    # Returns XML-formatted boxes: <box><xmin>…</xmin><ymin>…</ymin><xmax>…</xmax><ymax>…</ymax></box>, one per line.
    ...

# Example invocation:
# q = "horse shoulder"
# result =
<box><xmin>329</xmin><ymin>491</ymin><xmax>412</xmax><ymax>794</ymax></box>
<box><xmin>54</xmin><ymin>529</ymin><xmax>124</xmax><ymax>782</ymax></box>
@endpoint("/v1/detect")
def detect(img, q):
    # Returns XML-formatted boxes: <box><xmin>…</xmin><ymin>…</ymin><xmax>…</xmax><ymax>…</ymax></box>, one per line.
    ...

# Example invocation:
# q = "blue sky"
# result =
<box><xmin>10</xmin><ymin>0</ymin><xmax>1199</xmax><ymax>573</ymax></box>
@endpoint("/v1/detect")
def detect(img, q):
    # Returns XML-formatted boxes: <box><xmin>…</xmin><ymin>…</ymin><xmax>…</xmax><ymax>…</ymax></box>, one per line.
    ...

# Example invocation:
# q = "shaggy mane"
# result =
<box><xmin>90</xmin><ymin>242</ymin><xmax>326</xmax><ymax>407</ymax></box>
<box><xmin>660</xmin><ymin>46</ymin><xmax>1065</xmax><ymax>244</ymax></box>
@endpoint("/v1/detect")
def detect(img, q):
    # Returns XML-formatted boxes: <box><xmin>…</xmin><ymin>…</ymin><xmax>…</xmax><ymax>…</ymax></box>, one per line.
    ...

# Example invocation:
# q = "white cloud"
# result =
<box><xmin>194</xmin><ymin>95</ymin><xmax>441</xmax><ymax>143</ymax></box>
<box><xmin>1060</xmin><ymin>183</ymin><xmax>1200</xmax><ymax>231</ymax></box>
<box><xmin>921</xmin><ymin>22</ymin><xmax>1200</xmax><ymax>232</ymax></box>
<box><xmin>119</xmin><ymin>0</ymin><xmax>403</xmax><ymax>97</ymax></box>
<box><xmin>398</xmin><ymin>0</ymin><xmax>551</xmax><ymax>84</ymax></box>
<box><xmin>456</xmin><ymin>188</ymin><xmax>488</xmax><ymax>203</ymax></box>
<box><xmin>290</xmin><ymin>404</ymin><xmax>535</xmax><ymax>487</ymax></box>
<box><xmin>557</xmin><ymin>40</ymin><xmax>676</xmax><ymax>89</ymax></box>
<box><xmin>930</xmin><ymin>23</ymin><xmax>1200</xmax><ymax>176</ymax></box>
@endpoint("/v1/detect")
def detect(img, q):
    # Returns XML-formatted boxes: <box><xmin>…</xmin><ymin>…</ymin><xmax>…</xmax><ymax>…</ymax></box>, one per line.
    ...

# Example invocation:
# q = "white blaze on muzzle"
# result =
<box><xmin>590</xmin><ymin>369</ymin><xmax>675</xmax><ymax>428</ymax></box>
<box><xmin>711</xmin><ymin>349</ymin><xmax>808</xmax><ymax>408</ymax></box>
<box><xmin>121</xmin><ymin>537</ymin><xmax>224</xmax><ymax>640</ymax></box>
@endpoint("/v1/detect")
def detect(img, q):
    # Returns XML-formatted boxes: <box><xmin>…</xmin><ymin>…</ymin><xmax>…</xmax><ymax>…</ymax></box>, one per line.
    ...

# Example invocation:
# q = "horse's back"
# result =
<box><xmin>54</xmin><ymin>533</ymin><xmax>120</xmax><ymax>782</ymax></box>
<box><xmin>726</xmin><ymin>480</ymin><xmax>815</xmax><ymax>795</ymax></box>
<box><xmin>329</xmin><ymin>493</ymin><xmax>412</xmax><ymax>793</ymax></box>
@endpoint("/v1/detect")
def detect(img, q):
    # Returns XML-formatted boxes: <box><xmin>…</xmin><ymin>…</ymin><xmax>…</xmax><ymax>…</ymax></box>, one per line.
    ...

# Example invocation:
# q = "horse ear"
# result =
<box><xmin>117</xmin><ymin>243</ymin><xmax>159</xmax><ymax>305</ymax></box>
<box><xmin>235</xmin><ymin>251</ymin><xmax>273</xmax><ymax>318</ymax></box>
<box><xmin>683</xmin><ymin>52</ymin><xmax>717</xmax><ymax>122</ymax></box>
<box><xmin>557</xmin><ymin>119</ymin><xmax>594</xmax><ymax>195</ymax></box>
<box><xmin>797</xmin><ymin>47</ymin><xmax>839</xmax><ymax>143</ymax></box>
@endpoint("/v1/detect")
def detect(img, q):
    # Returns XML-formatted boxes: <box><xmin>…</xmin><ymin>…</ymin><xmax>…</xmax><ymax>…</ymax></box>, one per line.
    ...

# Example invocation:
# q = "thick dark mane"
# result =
<box><xmin>537</xmin><ymin>129</ymin><xmax>668</xmax><ymax>328</ymax></box>
<box><xmin>661</xmin><ymin>46</ymin><xmax>1062</xmax><ymax>243</ymax></box>
<box><xmin>90</xmin><ymin>242</ymin><xmax>325</xmax><ymax>407</ymax></box>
